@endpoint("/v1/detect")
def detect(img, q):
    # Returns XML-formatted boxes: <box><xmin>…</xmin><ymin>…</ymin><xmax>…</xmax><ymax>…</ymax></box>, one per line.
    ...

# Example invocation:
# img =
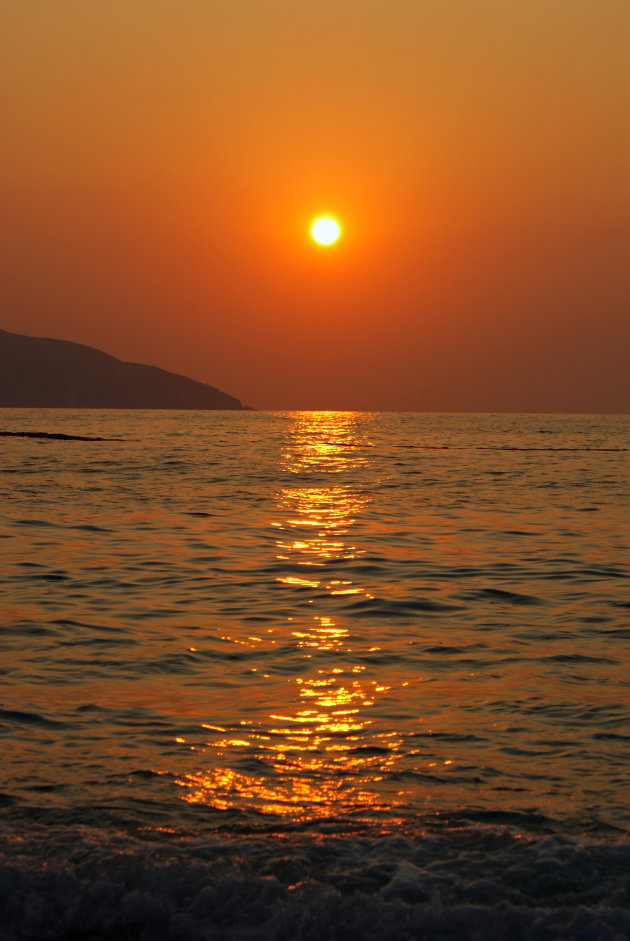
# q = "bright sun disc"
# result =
<box><xmin>312</xmin><ymin>218</ymin><xmax>340</xmax><ymax>245</ymax></box>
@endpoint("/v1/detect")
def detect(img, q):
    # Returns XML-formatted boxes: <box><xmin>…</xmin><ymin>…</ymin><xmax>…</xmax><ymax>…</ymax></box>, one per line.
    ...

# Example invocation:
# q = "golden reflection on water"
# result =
<box><xmin>175</xmin><ymin>412</ymin><xmax>404</xmax><ymax>820</ymax></box>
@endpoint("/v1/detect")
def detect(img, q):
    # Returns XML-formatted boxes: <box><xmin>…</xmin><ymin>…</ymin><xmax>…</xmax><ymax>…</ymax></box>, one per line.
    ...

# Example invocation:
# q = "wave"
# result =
<box><xmin>393</xmin><ymin>444</ymin><xmax>628</xmax><ymax>452</ymax></box>
<box><xmin>1</xmin><ymin>821</ymin><xmax>629</xmax><ymax>940</ymax></box>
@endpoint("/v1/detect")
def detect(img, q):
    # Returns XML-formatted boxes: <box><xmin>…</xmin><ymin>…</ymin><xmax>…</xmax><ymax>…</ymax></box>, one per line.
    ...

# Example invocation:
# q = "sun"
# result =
<box><xmin>311</xmin><ymin>217</ymin><xmax>340</xmax><ymax>245</ymax></box>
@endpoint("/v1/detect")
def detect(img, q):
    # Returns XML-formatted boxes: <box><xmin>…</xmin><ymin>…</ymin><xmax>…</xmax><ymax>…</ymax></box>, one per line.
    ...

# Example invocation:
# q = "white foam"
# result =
<box><xmin>1</xmin><ymin>822</ymin><xmax>629</xmax><ymax>940</ymax></box>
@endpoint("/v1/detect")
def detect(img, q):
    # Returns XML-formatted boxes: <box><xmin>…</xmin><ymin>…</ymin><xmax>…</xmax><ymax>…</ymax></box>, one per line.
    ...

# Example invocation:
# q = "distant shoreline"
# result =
<box><xmin>0</xmin><ymin>327</ymin><xmax>248</xmax><ymax>410</ymax></box>
<box><xmin>0</xmin><ymin>430</ymin><xmax>117</xmax><ymax>441</ymax></box>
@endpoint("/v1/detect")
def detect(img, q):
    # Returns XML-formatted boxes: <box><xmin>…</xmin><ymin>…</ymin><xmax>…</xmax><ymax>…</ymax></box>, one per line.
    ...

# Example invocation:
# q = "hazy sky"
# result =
<box><xmin>2</xmin><ymin>1</ymin><xmax>629</xmax><ymax>410</ymax></box>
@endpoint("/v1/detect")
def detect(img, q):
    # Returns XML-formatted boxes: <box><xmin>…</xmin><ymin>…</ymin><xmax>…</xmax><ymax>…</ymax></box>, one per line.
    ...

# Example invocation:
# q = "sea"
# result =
<box><xmin>0</xmin><ymin>409</ymin><xmax>629</xmax><ymax>940</ymax></box>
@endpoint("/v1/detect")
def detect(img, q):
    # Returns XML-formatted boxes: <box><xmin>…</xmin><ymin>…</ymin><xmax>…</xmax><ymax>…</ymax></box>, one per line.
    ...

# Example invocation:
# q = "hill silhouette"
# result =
<box><xmin>0</xmin><ymin>329</ymin><xmax>247</xmax><ymax>409</ymax></box>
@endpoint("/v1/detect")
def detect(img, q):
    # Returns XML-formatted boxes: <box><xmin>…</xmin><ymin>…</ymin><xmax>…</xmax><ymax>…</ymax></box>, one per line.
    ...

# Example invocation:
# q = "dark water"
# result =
<box><xmin>1</xmin><ymin>410</ymin><xmax>629</xmax><ymax>939</ymax></box>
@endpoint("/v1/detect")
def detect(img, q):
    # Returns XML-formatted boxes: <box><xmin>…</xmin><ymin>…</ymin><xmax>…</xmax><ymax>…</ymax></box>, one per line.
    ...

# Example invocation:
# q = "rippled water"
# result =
<box><xmin>1</xmin><ymin>410</ymin><xmax>629</xmax><ymax>939</ymax></box>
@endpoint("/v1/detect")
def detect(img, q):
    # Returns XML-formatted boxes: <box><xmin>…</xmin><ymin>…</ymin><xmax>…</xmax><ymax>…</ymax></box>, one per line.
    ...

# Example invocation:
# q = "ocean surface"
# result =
<box><xmin>1</xmin><ymin>409</ymin><xmax>629</xmax><ymax>940</ymax></box>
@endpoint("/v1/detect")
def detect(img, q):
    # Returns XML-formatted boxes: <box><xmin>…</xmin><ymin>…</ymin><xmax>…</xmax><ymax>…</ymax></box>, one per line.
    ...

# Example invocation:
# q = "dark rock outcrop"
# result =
<box><xmin>0</xmin><ymin>328</ymin><xmax>247</xmax><ymax>409</ymax></box>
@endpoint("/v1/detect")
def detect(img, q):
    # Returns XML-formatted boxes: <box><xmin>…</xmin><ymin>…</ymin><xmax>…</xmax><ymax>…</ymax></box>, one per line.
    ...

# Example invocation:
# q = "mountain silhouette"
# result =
<box><xmin>0</xmin><ymin>328</ymin><xmax>247</xmax><ymax>409</ymax></box>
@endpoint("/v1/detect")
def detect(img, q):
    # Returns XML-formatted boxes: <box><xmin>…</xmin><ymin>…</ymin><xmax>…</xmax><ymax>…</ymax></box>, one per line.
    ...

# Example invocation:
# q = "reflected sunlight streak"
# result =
<box><xmin>173</xmin><ymin>412</ymin><xmax>407</xmax><ymax>821</ymax></box>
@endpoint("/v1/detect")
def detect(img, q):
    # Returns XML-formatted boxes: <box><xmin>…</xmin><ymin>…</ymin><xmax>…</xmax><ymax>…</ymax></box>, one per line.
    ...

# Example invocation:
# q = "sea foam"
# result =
<box><xmin>1</xmin><ymin>822</ymin><xmax>629</xmax><ymax>940</ymax></box>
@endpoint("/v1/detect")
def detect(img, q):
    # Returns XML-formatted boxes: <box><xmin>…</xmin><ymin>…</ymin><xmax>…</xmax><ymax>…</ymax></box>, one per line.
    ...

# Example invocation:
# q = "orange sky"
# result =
<box><xmin>2</xmin><ymin>1</ymin><xmax>629</xmax><ymax>410</ymax></box>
